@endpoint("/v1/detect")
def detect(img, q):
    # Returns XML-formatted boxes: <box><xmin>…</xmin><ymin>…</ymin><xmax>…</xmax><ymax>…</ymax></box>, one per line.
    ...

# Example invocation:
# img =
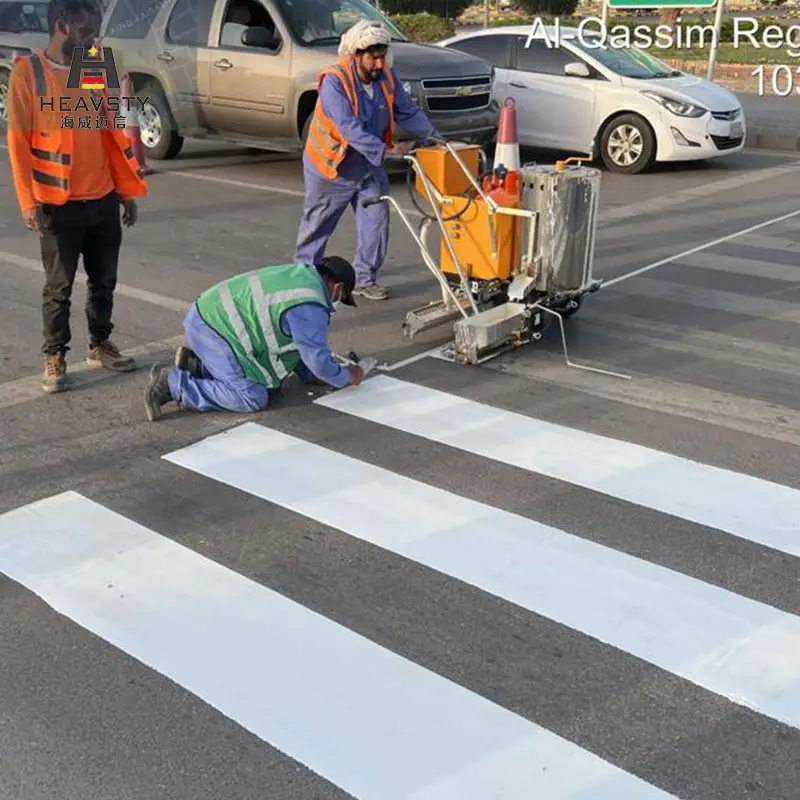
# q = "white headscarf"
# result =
<box><xmin>338</xmin><ymin>19</ymin><xmax>393</xmax><ymax>65</ymax></box>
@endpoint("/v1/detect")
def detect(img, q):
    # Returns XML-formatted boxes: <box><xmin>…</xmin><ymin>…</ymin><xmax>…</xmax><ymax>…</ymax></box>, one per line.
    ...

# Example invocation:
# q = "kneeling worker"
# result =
<box><xmin>144</xmin><ymin>257</ymin><xmax>363</xmax><ymax>421</ymax></box>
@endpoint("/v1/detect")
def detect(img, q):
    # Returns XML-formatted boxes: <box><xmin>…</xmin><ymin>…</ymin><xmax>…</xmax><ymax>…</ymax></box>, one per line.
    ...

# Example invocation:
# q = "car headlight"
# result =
<box><xmin>641</xmin><ymin>90</ymin><xmax>707</xmax><ymax>118</ymax></box>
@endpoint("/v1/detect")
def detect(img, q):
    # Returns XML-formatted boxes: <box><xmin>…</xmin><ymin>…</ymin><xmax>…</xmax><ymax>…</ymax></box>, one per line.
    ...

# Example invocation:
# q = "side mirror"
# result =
<box><xmin>564</xmin><ymin>61</ymin><xmax>590</xmax><ymax>78</ymax></box>
<box><xmin>242</xmin><ymin>26</ymin><xmax>278</xmax><ymax>49</ymax></box>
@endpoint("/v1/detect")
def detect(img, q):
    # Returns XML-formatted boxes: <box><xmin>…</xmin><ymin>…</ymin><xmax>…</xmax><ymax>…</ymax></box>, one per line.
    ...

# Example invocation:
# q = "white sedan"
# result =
<box><xmin>438</xmin><ymin>24</ymin><xmax>746</xmax><ymax>174</ymax></box>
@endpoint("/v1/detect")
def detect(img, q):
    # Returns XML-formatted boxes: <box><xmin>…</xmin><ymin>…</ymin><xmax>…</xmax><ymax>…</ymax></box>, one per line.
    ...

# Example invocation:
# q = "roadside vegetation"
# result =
<box><xmin>381</xmin><ymin>0</ymin><xmax>798</xmax><ymax>62</ymax></box>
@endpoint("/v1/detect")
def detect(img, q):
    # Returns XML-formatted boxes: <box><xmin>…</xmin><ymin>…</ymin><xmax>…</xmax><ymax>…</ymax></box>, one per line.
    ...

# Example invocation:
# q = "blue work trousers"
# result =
<box><xmin>294</xmin><ymin>164</ymin><xmax>390</xmax><ymax>287</ymax></box>
<box><xmin>167</xmin><ymin>304</ymin><xmax>270</xmax><ymax>413</ymax></box>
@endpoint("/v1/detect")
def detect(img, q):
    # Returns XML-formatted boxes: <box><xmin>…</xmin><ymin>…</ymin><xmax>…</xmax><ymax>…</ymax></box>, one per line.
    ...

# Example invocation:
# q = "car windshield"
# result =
<box><xmin>570</xmin><ymin>36</ymin><xmax>681</xmax><ymax>79</ymax></box>
<box><xmin>274</xmin><ymin>0</ymin><xmax>406</xmax><ymax>45</ymax></box>
<box><xmin>0</xmin><ymin>1</ymin><xmax>48</xmax><ymax>32</ymax></box>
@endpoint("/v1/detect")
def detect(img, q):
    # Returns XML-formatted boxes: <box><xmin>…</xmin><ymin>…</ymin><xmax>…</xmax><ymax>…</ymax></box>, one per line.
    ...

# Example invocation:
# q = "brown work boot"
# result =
<box><xmin>42</xmin><ymin>354</ymin><xmax>67</xmax><ymax>393</ymax></box>
<box><xmin>87</xmin><ymin>339</ymin><xmax>137</xmax><ymax>372</ymax></box>
<box><xmin>352</xmin><ymin>284</ymin><xmax>389</xmax><ymax>301</ymax></box>
<box><xmin>144</xmin><ymin>362</ymin><xmax>173</xmax><ymax>422</ymax></box>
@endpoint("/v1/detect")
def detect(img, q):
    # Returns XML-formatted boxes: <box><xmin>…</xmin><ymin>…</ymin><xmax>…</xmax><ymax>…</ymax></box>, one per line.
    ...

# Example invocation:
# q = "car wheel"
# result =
<box><xmin>0</xmin><ymin>69</ymin><xmax>9</xmax><ymax>133</ymax></box>
<box><xmin>137</xmin><ymin>83</ymin><xmax>183</xmax><ymax>161</ymax></box>
<box><xmin>599</xmin><ymin>113</ymin><xmax>655</xmax><ymax>175</ymax></box>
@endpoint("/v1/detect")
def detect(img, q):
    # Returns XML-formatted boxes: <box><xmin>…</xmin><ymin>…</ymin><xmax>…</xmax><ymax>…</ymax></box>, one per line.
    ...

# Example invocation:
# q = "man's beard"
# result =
<box><xmin>368</xmin><ymin>67</ymin><xmax>383</xmax><ymax>81</ymax></box>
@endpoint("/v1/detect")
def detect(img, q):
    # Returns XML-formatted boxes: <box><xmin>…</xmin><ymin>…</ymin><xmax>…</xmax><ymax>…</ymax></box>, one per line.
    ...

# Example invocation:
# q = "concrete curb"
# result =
<box><xmin>746</xmin><ymin>126</ymin><xmax>800</xmax><ymax>153</ymax></box>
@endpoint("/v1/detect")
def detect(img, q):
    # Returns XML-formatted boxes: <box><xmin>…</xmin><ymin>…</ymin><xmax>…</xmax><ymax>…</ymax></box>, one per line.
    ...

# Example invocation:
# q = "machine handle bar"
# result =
<box><xmin>361</xmin><ymin>196</ymin><xmax>387</xmax><ymax>208</ymax></box>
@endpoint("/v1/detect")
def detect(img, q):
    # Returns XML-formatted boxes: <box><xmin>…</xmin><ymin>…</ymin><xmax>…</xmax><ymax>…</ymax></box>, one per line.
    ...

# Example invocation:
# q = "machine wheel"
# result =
<box><xmin>599</xmin><ymin>113</ymin><xmax>655</xmax><ymax>175</ymax></box>
<box><xmin>0</xmin><ymin>69</ymin><xmax>9</xmax><ymax>133</ymax></box>
<box><xmin>137</xmin><ymin>82</ymin><xmax>183</xmax><ymax>161</ymax></box>
<box><xmin>556</xmin><ymin>296</ymin><xmax>583</xmax><ymax>318</ymax></box>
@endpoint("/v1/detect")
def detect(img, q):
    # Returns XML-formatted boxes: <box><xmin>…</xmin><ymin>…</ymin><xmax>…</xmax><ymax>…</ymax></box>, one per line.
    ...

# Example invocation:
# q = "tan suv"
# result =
<box><xmin>99</xmin><ymin>0</ymin><xmax>499</xmax><ymax>162</ymax></box>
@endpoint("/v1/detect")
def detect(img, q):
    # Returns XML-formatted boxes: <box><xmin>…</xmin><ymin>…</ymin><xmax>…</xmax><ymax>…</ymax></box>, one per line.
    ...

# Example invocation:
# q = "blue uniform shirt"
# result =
<box><xmin>305</xmin><ymin>64</ymin><xmax>437</xmax><ymax>183</ymax></box>
<box><xmin>280</xmin><ymin>275</ymin><xmax>350</xmax><ymax>388</ymax></box>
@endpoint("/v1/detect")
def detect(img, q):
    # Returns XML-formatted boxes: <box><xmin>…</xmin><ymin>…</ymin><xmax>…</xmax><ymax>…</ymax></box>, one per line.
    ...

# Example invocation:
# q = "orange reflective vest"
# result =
<box><xmin>304</xmin><ymin>56</ymin><xmax>395</xmax><ymax>180</ymax></box>
<box><xmin>7</xmin><ymin>49</ymin><xmax>147</xmax><ymax>209</ymax></box>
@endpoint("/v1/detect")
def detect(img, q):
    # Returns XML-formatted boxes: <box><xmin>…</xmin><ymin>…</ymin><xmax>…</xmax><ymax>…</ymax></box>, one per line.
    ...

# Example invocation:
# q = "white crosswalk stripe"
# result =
<box><xmin>1</xmin><ymin>367</ymin><xmax>799</xmax><ymax>799</ymax></box>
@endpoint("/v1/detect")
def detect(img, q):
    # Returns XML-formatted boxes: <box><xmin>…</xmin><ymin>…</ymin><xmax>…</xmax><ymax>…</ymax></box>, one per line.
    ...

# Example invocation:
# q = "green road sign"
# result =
<box><xmin>608</xmin><ymin>0</ymin><xmax>716</xmax><ymax>7</ymax></box>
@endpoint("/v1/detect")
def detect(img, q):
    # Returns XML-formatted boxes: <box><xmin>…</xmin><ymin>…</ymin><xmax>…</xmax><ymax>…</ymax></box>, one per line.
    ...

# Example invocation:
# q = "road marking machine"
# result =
<box><xmin>362</xmin><ymin>97</ymin><xmax>628</xmax><ymax>379</ymax></box>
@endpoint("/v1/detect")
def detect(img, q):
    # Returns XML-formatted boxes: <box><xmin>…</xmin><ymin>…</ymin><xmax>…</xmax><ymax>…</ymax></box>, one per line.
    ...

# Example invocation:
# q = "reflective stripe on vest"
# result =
<box><xmin>305</xmin><ymin>59</ymin><xmax>395</xmax><ymax>180</ymax></box>
<box><xmin>197</xmin><ymin>265</ymin><xmax>330</xmax><ymax>388</ymax></box>
<box><xmin>26</xmin><ymin>51</ymin><xmax>146</xmax><ymax>203</ymax></box>
<box><xmin>220</xmin><ymin>283</ymin><xmax>325</xmax><ymax>384</ymax></box>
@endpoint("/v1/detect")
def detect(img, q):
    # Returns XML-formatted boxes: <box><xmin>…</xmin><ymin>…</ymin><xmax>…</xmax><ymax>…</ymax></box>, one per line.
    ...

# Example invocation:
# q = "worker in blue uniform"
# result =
<box><xmin>294</xmin><ymin>20</ymin><xmax>439</xmax><ymax>301</ymax></box>
<box><xmin>143</xmin><ymin>257</ymin><xmax>363</xmax><ymax>421</ymax></box>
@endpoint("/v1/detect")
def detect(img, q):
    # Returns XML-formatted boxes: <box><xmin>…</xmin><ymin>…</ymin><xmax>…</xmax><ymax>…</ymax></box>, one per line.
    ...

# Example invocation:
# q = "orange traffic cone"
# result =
<box><xmin>485</xmin><ymin>96</ymin><xmax>521</xmax><ymax>199</ymax></box>
<box><xmin>120</xmin><ymin>73</ymin><xmax>152</xmax><ymax>175</ymax></box>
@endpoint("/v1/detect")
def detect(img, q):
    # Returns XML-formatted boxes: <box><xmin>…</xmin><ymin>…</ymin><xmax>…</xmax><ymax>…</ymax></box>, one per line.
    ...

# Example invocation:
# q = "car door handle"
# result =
<box><xmin>213</xmin><ymin>58</ymin><xmax>233</xmax><ymax>70</ymax></box>
<box><xmin>156</xmin><ymin>51</ymin><xmax>174</xmax><ymax>63</ymax></box>
<box><xmin>509</xmin><ymin>81</ymin><xmax>526</xmax><ymax>88</ymax></box>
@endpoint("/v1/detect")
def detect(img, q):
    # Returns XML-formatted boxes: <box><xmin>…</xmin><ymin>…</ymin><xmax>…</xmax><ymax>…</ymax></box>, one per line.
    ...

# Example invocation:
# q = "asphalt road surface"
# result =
<box><xmin>1</xmin><ymin>139</ymin><xmax>799</xmax><ymax>800</ymax></box>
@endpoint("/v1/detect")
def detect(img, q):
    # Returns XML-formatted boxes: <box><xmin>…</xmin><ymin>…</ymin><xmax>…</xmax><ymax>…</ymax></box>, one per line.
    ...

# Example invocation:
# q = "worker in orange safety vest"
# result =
<box><xmin>6</xmin><ymin>0</ymin><xmax>147</xmax><ymax>393</ymax></box>
<box><xmin>293</xmin><ymin>19</ymin><xmax>439</xmax><ymax>302</ymax></box>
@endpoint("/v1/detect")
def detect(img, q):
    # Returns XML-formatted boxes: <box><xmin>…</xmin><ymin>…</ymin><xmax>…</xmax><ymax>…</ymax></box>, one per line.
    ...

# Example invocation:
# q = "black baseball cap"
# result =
<box><xmin>318</xmin><ymin>255</ymin><xmax>357</xmax><ymax>307</ymax></box>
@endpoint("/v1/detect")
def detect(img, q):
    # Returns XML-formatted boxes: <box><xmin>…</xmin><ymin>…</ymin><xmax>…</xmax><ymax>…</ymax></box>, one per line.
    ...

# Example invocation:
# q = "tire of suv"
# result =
<box><xmin>0</xmin><ymin>69</ymin><xmax>10</xmax><ymax>133</ymax></box>
<box><xmin>599</xmin><ymin>113</ymin><xmax>656</xmax><ymax>175</ymax></box>
<box><xmin>136</xmin><ymin>81</ymin><xmax>183</xmax><ymax>161</ymax></box>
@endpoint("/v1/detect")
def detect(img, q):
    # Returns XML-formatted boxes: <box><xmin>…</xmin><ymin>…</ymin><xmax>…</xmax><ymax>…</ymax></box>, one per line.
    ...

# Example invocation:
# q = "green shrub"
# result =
<box><xmin>390</xmin><ymin>12</ymin><xmax>456</xmax><ymax>42</ymax></box>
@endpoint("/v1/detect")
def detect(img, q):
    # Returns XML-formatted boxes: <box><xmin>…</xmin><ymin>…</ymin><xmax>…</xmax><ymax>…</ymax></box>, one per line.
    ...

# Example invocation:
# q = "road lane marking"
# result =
<box><xmin>604</xmin><ymin>207</ymin><xmax>800</xmax><ymax>286</ymax></box>
<box><xmin>0</xmin><ymin>489</ymin><xmax>676</xmax><ymax>799</ymax></box>
<box><xmin>0</xmin><ymin>250</ymin><xmax>189</xmax><ymax>313</ymax></box>
<box><xmin>314</xmin><ymin>375</ymin><xmax>800</xmax><ymax>557</ymax></box>
<box><xmin>607</xmin><ymin>276</ymin><xmax>800</xmax><ymax>322</ymax></box>
<box><xmin>0</xmin><ymin>335</ymin><xmax>185</xmax><ymax>410</ymax></box>
<box><xmin>597</xmin><ymin>160</ymin><xmax>800</xmax><ymax>226</ymax></box>
<box><xmin>674</xmin><ymin>251</ymin><xmax>800</xmax><ymax>282</ymax></box>
<box><xmin>166</xmin><ymin>422</ymin><xmax>800</xmax><ymax>731</ymax></box>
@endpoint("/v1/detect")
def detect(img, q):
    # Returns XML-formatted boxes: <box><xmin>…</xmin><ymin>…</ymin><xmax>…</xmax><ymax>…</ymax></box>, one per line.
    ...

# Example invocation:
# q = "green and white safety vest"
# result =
<box><xmin>195</xmin><ymin>263</ymin><xmax>331</xmax><ymax>388</ymax></box>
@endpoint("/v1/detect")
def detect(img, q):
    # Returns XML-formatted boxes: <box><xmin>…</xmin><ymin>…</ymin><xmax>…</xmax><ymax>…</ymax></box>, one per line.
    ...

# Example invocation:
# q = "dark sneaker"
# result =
<box><xmin>42</xmin><ymin>354</ymin><xmax>67</xmax><ymax>393</ymax></box>
<box><xmin>352</xmin><ymin>284</ymin><xmax>388</xmax><ymax>300</ymax></box>
<box><xmin>144</xmin><ymin>362</ymin><xmax>173</xmax><ymax>422</ymax></box>
<box><xmin>174</xmin><ymin>345</ymin><xmax>204</xmax><ymax>378</ymax></box>
<box><xmin>87</xmin><ymin>340</ymin><xmax>137</xmax><ymax>372</ymax></box>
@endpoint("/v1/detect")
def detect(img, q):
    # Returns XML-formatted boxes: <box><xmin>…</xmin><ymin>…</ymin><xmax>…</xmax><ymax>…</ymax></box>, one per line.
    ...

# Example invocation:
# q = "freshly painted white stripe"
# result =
<box><xmin>0</xmin><ymin>491</ymin><xmax>675</xmax><ymax>800</ymax></box>
<box><xmin>165</xmin><ymin>423</ymin><xmax>800</xmax><ymax>731</ymax></box>
<box><xmin>314</xmin><ymin>376</ymin><xmax>800</xmax><ymax>557</ymax></box>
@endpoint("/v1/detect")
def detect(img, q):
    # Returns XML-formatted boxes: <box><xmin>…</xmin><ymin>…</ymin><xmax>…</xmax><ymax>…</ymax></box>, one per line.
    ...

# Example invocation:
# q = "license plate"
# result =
<box><xmin>730</xmin><ymin>121</ymin><xmax>742</xmax><ymax>138</ymax></box>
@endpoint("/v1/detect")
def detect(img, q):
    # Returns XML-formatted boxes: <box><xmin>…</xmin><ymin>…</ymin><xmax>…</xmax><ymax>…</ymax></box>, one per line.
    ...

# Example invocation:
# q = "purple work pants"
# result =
<box><xmin>294</xmin><ymin>163</ymin><xmax>390</xmax><ymax>287</ymax></box>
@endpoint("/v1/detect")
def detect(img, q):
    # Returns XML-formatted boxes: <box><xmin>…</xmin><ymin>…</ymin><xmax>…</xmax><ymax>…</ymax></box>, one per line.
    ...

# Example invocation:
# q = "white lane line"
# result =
<box><xmin>0</xmin><ymin>335</ymin><xmax>185</xmax><ymax>411</ymax></box>
<box><xmin>0</xmin><ymin>490</ymin><xmax>676</xmax><ymax>800</ymax></box>
<box><xmin>674</xmin><ymin>251</ymin><xmax>800</xmax><ymax>282</ymax></box>
<box><xmin>381</xmin><ymin>344</ymin><xmax>449</xmax><ymax>372</ymax></box>
<box><xmin>314</xmin><ymin>376</ymin><xmax>800</xmax><ymax>557</ymax></box>
<box><xmin>604</xmin><ymin>207</ymin><xmax>800</xmax><ymax>287</ymax></box>
<box><xmin>737</xmin><ymin>233</ymin><xmax>800</xmax><ymax>252</ymax></box>
<box><xmin>0</xmin><ymin>250</ymin><xmax>189</xmax><ymax>313</ymax></box>
<box><xmin>166</xmin><ymin>422</ymin><xmax>800</xmax><ymax>731</ymax></box>
<box><xmin>597</xmin><ymin>160</ymin><xmax>800</xmax><ymax>226</ymax></box>
<box><xmin>607</xmin><ymin>276</ymin><xmax>800</xmax><ymax>322</ymax></box>
<box><xmin>164</xmin><ymin>169</ymin><xmax>425</xmax><ymax>219</ymax></box>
